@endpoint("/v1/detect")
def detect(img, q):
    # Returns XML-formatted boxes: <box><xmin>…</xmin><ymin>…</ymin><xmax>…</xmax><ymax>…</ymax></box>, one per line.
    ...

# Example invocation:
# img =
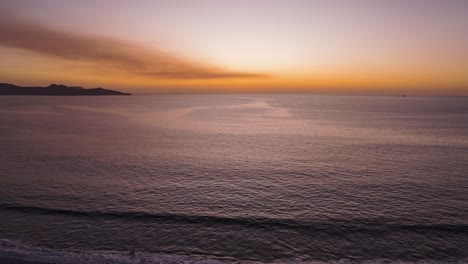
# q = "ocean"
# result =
<box><xmin>0</xmin><ymin>94</ymin><xmax>467</xmax><ymax>263</ymax></box>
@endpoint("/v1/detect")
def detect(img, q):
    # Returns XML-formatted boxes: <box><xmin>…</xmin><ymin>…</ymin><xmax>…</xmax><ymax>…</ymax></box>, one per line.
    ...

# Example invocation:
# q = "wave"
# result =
<box><xmin>0</xmin><ymin>239</ymin><xmax>238</xmax><ymax>264</ymax></box>
<box><xmin>1</xmin><ymin>239</ymin><xmax>467</xmax><ymax>264</ymax></box>
<box><xmin>1</xmin><ymin>203</ymin><xmax>467</xmax><ymax>234</ymax></box>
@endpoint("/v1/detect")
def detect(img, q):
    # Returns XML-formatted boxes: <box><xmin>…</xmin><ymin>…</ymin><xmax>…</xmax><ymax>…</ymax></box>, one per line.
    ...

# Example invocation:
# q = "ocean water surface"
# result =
<box><xmin>0</xmin><ymin>94</ymin><xmax>467</xmax><ymax>263</ymax></box>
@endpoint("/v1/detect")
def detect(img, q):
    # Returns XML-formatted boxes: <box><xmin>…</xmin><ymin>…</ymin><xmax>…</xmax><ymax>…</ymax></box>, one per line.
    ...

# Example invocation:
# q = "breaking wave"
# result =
<box><xmin>1</xmin><ymin>203</ymin><xmax>467</xmax><ymax>234</ymax></box>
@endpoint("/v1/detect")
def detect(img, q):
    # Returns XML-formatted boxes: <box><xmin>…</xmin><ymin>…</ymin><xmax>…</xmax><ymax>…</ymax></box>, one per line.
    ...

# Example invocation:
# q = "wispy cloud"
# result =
<box><xmin>0</xmin><ymin>15</ymin><xmax>268</xmax><ymax>80</ymax></box>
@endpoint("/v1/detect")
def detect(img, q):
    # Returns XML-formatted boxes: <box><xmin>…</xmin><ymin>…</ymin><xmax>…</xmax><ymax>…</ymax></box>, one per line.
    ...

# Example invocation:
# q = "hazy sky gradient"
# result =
<box><xmin>1</xmin><ymin>0</ymin><xmax>467</xmax><ymax>94</ymax></box>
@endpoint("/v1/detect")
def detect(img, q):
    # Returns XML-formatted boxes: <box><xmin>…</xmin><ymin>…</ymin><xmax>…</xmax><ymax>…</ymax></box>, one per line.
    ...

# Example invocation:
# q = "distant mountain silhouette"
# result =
<box><xmin>0</xmin><ymin>83</ymin><xmax>131</xmax><ymax>96</ymax></box>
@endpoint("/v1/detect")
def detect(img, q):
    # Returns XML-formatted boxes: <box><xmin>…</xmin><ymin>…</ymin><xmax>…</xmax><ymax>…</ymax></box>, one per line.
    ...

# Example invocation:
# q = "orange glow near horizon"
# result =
<box><xmin>0</xmin><ymin>1</ymin><xmax>467</xmax><ymax>95</ymax></box>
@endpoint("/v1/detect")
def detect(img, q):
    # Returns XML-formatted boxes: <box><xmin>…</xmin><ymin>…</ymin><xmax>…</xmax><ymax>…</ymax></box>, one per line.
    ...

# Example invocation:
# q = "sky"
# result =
<box><xmin>0</xmin><ymin>0</ymin><xmax>467</xmax><ymax>95</ymax></box>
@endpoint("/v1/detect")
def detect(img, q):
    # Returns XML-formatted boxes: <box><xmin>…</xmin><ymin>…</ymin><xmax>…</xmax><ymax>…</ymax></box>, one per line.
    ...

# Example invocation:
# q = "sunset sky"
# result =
<box><xmin>1</xmin><ymin>0</ymin><xmax>467</xmax><ymax>94</ymax></box>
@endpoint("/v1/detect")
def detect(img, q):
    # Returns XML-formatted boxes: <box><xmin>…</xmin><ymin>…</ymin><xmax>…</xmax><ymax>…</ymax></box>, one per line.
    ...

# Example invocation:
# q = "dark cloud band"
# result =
<box><xmin>0</xmin><ymin>15</ymin><xmax>268</xmax><ymax>80</ymax></box>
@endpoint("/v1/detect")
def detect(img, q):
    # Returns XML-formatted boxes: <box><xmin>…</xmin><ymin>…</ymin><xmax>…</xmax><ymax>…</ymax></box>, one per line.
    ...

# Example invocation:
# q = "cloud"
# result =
<box><xmin>0</xmin><ymin>15</ymin><xmax>268</xmax><ymax>80</ymax></box>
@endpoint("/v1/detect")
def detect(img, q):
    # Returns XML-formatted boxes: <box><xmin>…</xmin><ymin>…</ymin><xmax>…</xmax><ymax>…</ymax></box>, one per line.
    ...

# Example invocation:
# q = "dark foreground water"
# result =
<box><xmin>0</xmin><ymin>95</ymin><xmax>467</xmax><ymax>263</ymax></box>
